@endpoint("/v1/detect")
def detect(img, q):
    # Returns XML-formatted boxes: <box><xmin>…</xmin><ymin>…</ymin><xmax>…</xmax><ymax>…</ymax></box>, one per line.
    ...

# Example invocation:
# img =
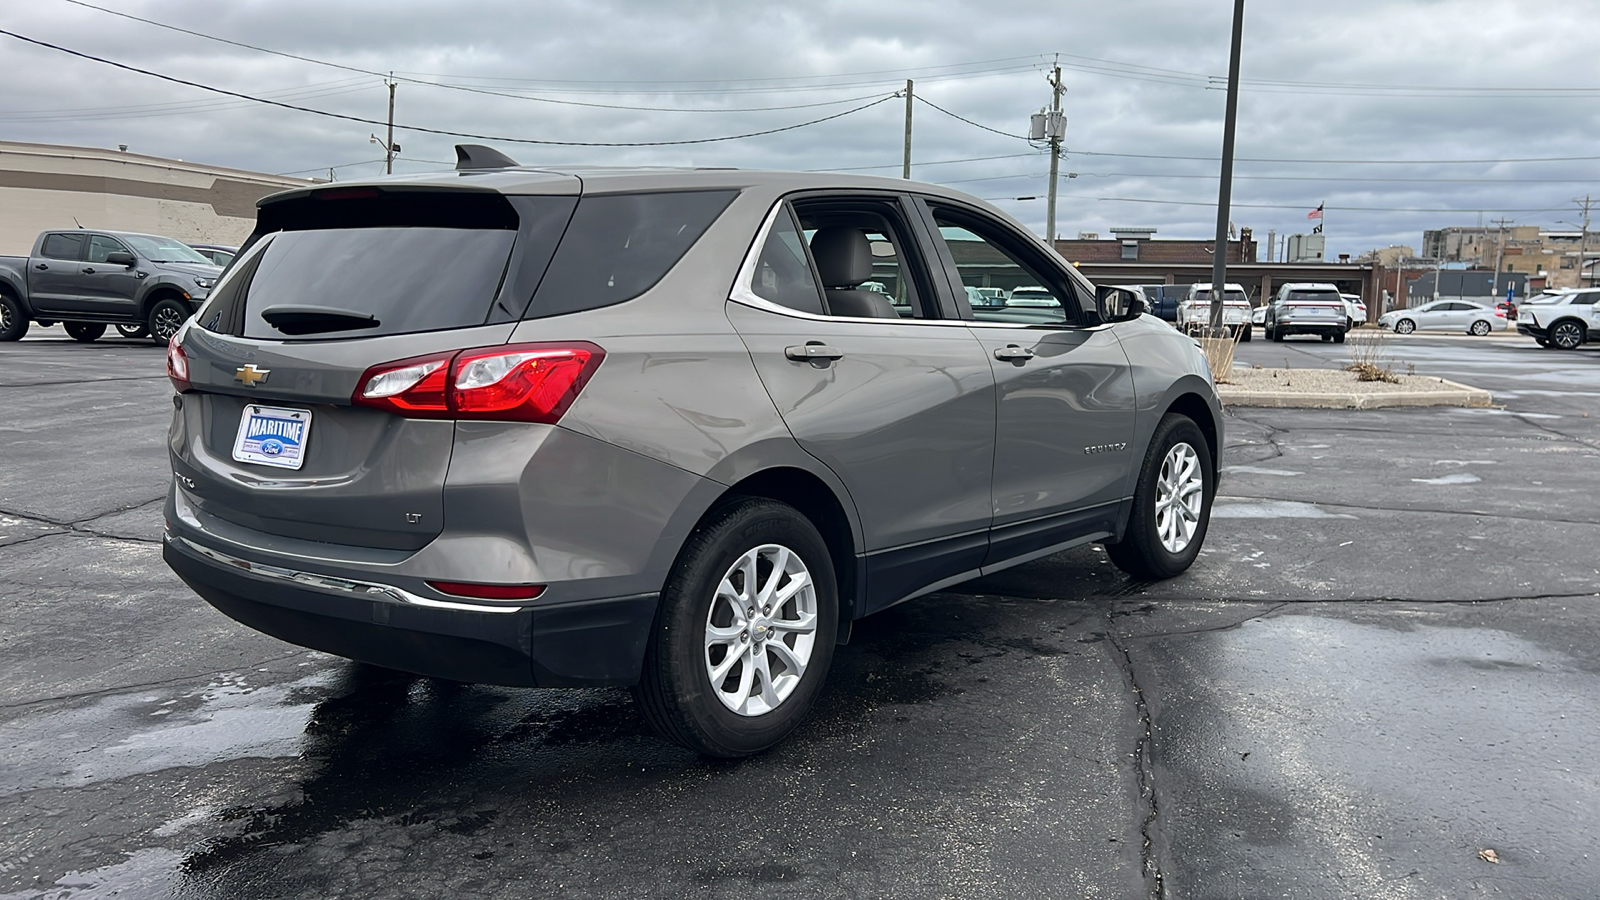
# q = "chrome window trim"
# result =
<box><xmin>728</xmin><ymin>198</ymin><xmax>970</xmax><ymax>328</ymax></box>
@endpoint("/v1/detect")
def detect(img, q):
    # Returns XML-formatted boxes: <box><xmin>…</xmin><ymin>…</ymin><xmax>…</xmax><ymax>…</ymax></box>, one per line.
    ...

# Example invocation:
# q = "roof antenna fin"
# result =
<box><xmin>454</xmin><ymin>144</ymin><xmax>519</xmax><ymax>171</ymax></box>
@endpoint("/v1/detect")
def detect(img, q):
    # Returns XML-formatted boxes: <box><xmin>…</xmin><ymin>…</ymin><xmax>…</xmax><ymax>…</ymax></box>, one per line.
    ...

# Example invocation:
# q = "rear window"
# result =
<box><xmin>1192</xmin><ymin>290</ymin><xmax>1248</xmax><ymax>304</ymax></box>
<box><xmin>238</xmin><ymin>228</ymin><xmax>519</xmax><ymax>340</ymax></box>
<box><xmin>1285</xmin><ymin>290</ymin><xmax>1341</xmax><ymax>303</ymax></box>
<box><xmin>526</xmin><ymin>190</ymin><xmax>737</xmax><ymax>319</ymax></box>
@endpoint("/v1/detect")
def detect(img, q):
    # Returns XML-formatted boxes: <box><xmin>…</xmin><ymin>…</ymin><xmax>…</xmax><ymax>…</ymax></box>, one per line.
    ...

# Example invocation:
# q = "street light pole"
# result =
<box><xmin>385</xmin><ymin>73</ymin><xmax>396</xmax><ymax>175</ymax></box>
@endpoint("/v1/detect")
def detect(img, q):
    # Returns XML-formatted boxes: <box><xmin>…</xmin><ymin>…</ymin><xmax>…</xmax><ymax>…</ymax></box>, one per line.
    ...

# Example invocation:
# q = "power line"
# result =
<box><xmin>0</xmin><ymin>28</ymin><xmax>899</xmax><ymax>146</ymax></box>
<box><xmin>1068</xmin><ymin>148</ymin><xmax>1600</xmax><ymax>165</ymax></box>
<box><xmin>912</xmin><ymin>96</ymin><xmax>1030</xmax><ymax>141</ymax></box>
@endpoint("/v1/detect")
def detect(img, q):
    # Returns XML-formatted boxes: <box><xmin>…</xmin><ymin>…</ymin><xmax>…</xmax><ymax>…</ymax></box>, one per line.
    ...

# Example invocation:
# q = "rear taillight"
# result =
<box><xmin>166</xmin><ymin>341</ymin><xmax>190</xmax><ymax>392</ymax></box>
<box><xmin>353</xmin><ymin>342</ymin><xmax>604</xmax><ymax>423</ymax></box>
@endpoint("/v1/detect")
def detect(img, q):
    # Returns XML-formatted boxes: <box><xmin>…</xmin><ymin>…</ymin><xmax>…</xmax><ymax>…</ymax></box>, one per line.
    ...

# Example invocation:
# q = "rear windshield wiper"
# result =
<box><xmin>259</xmin><ymin>305</ymin><xmax>380</xmax><ymax>336</ymax></box>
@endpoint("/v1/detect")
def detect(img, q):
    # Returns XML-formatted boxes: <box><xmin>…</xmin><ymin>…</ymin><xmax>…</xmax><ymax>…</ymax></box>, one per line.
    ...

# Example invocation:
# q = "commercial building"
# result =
<box><xmin>0</xmin><ymin>140</ymin><xmax>312</xmax><ymax>256</ymax></box>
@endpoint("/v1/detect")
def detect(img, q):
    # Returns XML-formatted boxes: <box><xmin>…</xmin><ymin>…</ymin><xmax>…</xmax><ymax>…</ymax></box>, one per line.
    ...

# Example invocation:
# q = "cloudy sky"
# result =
<box><xmin>3</xmin><ymin>0</ymin><xmax>1596</xmax><ymax>259</ymax></box>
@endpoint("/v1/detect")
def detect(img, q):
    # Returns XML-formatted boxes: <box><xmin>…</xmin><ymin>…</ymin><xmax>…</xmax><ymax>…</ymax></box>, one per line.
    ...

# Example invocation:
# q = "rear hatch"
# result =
<box><xmin>170</xmin><ymin>184</ymin><xmax>579</xmax><ymax>551</ymax></box>
<box><xmin>1279</xmin><ymin>289</ymin><xmax>1346</xmax><ymax>327</ymax></box>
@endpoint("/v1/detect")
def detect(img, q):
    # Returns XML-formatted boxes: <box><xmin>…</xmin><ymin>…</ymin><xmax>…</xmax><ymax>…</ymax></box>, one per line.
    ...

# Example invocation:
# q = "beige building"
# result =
<box><xmin>1422</xmin><ymin>224</ymin><xmax>1594</xmax><ymax>289</ymax></box>
<box><xmin>0</xmin><ymin>140</ymin><xmax>313</xmax><ymax>256</ymax></box>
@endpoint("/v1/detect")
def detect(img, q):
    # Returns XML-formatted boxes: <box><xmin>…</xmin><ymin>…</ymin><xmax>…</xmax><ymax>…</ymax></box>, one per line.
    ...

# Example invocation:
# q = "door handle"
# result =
<box><xmin>785</xmin><ymin>343</ymin><xmax>844</xmax><ymax>362</ymax></box>
<box><xmin>82</xmin><ymin>267</ymin><xmax>96</xmax><ymax>274</ymax></box>
<box><xmin>994</xmin><ymin>344</ymin><xmax>1034</xmax><ymax>363</ymax></box>
<box><xmin>35</xmin><ymin>263</ymin><xmax>47</xmax><ymax>270</ymax></box>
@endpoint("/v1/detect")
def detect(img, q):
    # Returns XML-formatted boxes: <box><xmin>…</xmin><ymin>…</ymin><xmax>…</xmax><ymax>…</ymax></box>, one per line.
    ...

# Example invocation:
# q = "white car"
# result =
<box><xmin>1378</xmin><ymin>299</ymin><xmax>1507</xmax><ymax>335</ymax></box>
<box><xmin>1515</xmin><ymin>288</ymin><xmax>1600</xmax><ymax>349</ymax></box>
<box><xmin>1006</xmin><ymin>286</ymin><xmax>1061</xmax><ymax>308</ymax></box>
<box><xmin>1177</xmin><ymin>283</ymin><xmax>1253</xmax><ymax>340</ymax></box>
<box><xmin>1340</xmin><ymin>293</ymin><xmax>1368</xmax><ymax>329</ymax></box>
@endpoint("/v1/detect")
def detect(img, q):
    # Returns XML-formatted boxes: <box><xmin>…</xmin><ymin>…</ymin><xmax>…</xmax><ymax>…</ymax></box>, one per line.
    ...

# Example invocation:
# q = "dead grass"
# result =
<box><xmin>1197</xmin><ymin>327</ymin><xmax>1241</xmax><ymax>383</ymax></box>
<box><xmin>1343</xmin><ymin>328</ymin><xmax>1401</xmax><ymax>383</ymax></box>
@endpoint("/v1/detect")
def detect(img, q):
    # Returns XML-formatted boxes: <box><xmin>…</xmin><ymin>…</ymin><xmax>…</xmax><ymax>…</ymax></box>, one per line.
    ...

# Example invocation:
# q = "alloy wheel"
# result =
<box><xmin>153</xmin><ymin>306</ymin><xmax>184</xmax><ymax>343</ymax></box>
<box><xmin>1155</xmin><ymin>442</ymin><xmax>1204</xmax><ymax>554</ymax></box>
<box><xmin>703</xmin><ymin>543</ymin><xmax>819</xmax><ymax>717</ymax></box>
<box><xmin>1551</xmin><ymin>321</ymin><xmax>1583</xmax><ymax>350</ymax></box>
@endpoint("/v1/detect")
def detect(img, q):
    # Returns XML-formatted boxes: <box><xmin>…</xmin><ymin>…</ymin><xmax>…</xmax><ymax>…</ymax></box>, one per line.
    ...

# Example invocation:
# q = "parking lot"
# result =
<box><xmin>2</xmin><ymin>324</ymin><xmax>1598</xmax><ymax>899</ymax></box>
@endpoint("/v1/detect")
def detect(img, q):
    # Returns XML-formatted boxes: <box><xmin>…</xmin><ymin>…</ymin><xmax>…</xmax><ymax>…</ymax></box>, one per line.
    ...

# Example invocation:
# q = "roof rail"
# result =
<box><xmin>454</xmin><ymin>144</ymin><xmax>519</xmax><ymax>171</ymax></box>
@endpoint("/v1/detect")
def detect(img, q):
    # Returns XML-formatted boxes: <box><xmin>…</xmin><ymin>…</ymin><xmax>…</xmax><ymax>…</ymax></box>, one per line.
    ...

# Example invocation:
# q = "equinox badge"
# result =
<box><xmin>235</xmin><ymin>365</ymin><xmax>270</xmax><ymax>387</ymax></box>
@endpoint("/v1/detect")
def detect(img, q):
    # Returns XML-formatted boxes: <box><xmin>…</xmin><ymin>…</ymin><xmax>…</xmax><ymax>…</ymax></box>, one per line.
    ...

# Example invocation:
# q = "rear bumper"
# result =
<box><xmin>1274</xmin><ymin>321</ymin><xmax>1344</xmax><ymax>337</ymax></box>
<box><xmin>164</xmin><ymin>533</ymin><xmax>658</xmax><ymax>688</ymax></box>
<box><xmin>1516</xmin><ymin>322</ymin><xmax>1547</xmax><ymax>339</ymax></box>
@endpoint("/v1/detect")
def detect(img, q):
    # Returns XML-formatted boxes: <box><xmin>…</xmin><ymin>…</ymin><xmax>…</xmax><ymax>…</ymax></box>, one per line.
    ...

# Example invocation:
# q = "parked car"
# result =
<box><xmin>1266</xmin><ymin>283</ymin><xmax>1348</xmax><ymax>342</ymax></box>
<box><xmin>160</xmin><ymin>147</ymin><xmax>1223</xmax><ymax>758</ymax></box>
<box><xmin>1251</xmin><ymin>303</ymin><xmax>1268</xmax><ymax>327</ymax></box>
<box><xmin>186</xmin><ymin>243</ymin><xmax>239</xmax><ymax>268</ymax></box>
<box><xmin>1176</xmin><ymin>283</ymin><xmax>1252</xmax><ymax>340</ymax></box>
<box><xmin>1515</xmin><ymin>289</ymin><xmax>1599</xmax><ymax>349</ymax></box>
<box><xmin>964</xmin><ymin>285</ymin><xmax>1006</xmax><ymax>308</ymax></box>
<box><xmin>1006</xmin><ymin>285</ymin><xmax>1061</xmax><ymax>308</ymax></box>
<box><xmin>1378</xmin><ymin>299</ymin><xmax>1507</xmax><ymax>336</ymax></box>
<box><xmin>1339</xmin><ymin>293</ymin><xmax>1368</xmax><ymax>329</ymax></box>
<box><xmin>1496</xmin><ymin>300</ymin><xmax>1517</xmax><ymax>322</ymax></box>
<box><xmin>0</xmin><ymin>229</ymin><xmax>220</xmax><ymax>345</ymax></box>
<box><xmin>1134</xmin><ymin>284</ymin><xmax>1183</xmax><ymax>323</ymax></box>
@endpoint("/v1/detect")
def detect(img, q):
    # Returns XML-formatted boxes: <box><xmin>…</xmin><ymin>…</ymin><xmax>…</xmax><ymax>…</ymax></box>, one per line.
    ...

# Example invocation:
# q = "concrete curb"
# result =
<box><xmin>1219</xmin><ymin>377</ymin><xmax>1493</xmax><ymax>409</ymax></box>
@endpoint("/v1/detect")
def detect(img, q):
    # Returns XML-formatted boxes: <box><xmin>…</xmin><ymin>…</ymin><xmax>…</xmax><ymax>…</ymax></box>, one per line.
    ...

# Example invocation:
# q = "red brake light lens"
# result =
<box><xmin>352</xmin><ymin>342</ymin><xmax>604</xmax><ymax>423</ymax></box>
<box><xmin>166</xmin><ymin>341</ymin><xmax>191</xmax><ymax>392</ymax></box>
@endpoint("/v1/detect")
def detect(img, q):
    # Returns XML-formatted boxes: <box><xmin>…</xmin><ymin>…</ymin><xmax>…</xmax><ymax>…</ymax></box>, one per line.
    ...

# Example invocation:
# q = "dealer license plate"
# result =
<box><xmin>231</xmin><ymin>405</ymin><xmax>313</xmax><ymax>470</ymax></box>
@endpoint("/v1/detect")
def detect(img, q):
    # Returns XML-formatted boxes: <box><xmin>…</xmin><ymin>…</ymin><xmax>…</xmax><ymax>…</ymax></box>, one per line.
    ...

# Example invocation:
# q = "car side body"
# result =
<box><xmin>1379</xmin><ymin>298</ymin><xmax>1508</xmax><ymax>336</ymax></box>
<box><xmin>1514</xmin><ymin>288</ymin><xmax>1600</xmax><ymax>348</ymax></box>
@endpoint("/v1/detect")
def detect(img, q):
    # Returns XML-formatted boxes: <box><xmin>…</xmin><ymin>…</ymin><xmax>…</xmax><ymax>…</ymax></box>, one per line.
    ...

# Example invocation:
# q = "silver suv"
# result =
<box><xmin>163</xmin><ymin>146</ymin><xmax>1222</xmax><ymax>757</ymax></box>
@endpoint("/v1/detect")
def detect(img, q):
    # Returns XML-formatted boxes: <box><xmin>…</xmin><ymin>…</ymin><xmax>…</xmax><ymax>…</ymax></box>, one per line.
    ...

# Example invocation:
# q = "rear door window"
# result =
<box><xmin>40</xmin><ymin>233</ymin><xmax>86</xmax><ymax>261</ymax></box>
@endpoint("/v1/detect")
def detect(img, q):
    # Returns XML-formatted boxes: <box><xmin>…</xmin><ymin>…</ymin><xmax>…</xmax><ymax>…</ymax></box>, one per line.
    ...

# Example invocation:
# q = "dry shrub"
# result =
<box><xmin>1344</xmin><ymin>329</ymin><xmax>1401</xmax><ymax>383</ymax></box>
<box><xmin>1197</xmin><ymin>327</ymin><xmax>1240</xmax><ymax>383</ymax></box>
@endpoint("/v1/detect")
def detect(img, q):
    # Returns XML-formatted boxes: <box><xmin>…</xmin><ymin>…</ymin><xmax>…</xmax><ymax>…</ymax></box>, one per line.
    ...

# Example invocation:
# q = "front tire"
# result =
<box><xmin>0</xmin><ymin>292</ymin><xmax>27</xmax><ymax>342</ymax></box>
<box><xmin>633</xmin><ymin>498</ymin><xmax>838</xmax><ymax>758</ymax></box>
<box><xmin>1105</xmin><ymin>414</ymin><xmax>1214</xmax><ymax>580</ymax></box>
<box><xmin>147</xmin><ymin>298</ymin><xmax>188</xmax><ymax>345</ymax></box>
<box><xmin>1394</xmin><ymin>319</ymin><xmax>1416</xmax><ymax>334</ymax></box>
<box><xmin>65</xmin><ymin>322</ymin><xmax>105</xmax><ymax>342</ymax></box>
<box><xmin>1469</xmin><ymin>319</ymin><xmax>1491</xmax><ymax>336</ymax></box>
<box><xmin>116</xmin><ymin>323</ymin><xmax>150</xmax><ymax>339</ymax></box>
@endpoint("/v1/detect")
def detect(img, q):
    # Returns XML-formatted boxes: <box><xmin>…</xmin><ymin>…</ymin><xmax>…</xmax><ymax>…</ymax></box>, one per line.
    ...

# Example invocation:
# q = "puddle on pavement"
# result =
<box><xmin>1224</xmin><ymin>466</ymin><xmax>1305</xmax><ymax>477</ymax></box>
<box><xmin>0</xmin><ymin>669</ymin><xmax>342</xmax><ymax>796</ymax></box>
<box><xmin>1410</xmin><ymin>472</ymin><xmax>1482</xmax><ymax>485</ymax></box>
<box><xmin>0</xmin><ymin>847</ymin><xmax>183</xmax><ymax>900</ymax></box>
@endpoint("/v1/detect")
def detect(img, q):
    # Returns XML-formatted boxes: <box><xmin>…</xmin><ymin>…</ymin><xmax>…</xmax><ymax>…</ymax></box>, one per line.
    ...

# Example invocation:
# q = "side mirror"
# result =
<box><xmin>105</xmin><ymin>251</ymin><xmax>136</xmax><ymax>266</ymax></box>
<box><xmin>1096</xmin><ymin>285</ymin><xmax>1146</xmax><ymax>322</ymax></box>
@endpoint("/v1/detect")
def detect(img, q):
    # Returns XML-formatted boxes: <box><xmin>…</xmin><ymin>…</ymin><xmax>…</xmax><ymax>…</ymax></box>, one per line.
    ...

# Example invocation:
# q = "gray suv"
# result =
<box><xmin>163</xmin><ymin>145</ymin><xmax>1222</xmax><ymax>757</ymax></box>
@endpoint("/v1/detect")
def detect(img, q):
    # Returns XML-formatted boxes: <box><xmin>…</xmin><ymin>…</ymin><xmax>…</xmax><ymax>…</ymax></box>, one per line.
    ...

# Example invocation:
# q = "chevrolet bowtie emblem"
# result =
<box><xmin>235</xmin><ymin>365</ymin><xmax>270</xmax><ymax>387</ymax></box>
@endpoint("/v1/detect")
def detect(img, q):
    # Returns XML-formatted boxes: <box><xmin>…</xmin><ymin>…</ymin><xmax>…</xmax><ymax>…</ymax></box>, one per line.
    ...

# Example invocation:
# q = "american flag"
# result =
<box><xmin>1307</xmin><ymin>204</ymin><xmax>1324</xmax><ymax>220</ymax></box>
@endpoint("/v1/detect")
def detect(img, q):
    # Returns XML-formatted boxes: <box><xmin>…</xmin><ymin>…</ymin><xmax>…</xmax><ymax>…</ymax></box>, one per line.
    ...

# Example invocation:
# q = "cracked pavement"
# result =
<box><xmin>1</xmin><ymin>329</ymin><xmax>1598</xmax><ymax>898</ymax></box>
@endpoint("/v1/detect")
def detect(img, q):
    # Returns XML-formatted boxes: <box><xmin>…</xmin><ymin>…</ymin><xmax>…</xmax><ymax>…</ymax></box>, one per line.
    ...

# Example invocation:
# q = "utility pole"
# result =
<box><xmin>1576</xmin><ymin>195</ymin><xmax>1594</xmax><ymax>288</ymax></box>
<box><xmin>385</xmin><ymin>73</ymin><xmax>397</xmax><ymax>174</ymax></box>
<box><xmin>1045</xmin><ymin>63</ymin><xmax>1064</xmax><ymax>245</ymax></box>
<box><xmin>902</xmin><ymin>80</ymin><xmax>913</xmax><ymax>180</ymax></box>
<box><xmin>1488</xmin><ymin>216</ymin><xmax>1513</xmax><ymax>299</ymax></box>
<box><xmin>1208</xmin><ymin>0</ymin><xmax>1246</xmax><ymax>333</ymax></box>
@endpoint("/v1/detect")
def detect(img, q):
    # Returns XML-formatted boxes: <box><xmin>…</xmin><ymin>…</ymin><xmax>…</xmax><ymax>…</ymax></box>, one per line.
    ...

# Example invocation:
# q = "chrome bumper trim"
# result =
<box><xmin>166</xmin><ymin>533</ymin><xmax>524</xmax><ymax>615</ymax></box>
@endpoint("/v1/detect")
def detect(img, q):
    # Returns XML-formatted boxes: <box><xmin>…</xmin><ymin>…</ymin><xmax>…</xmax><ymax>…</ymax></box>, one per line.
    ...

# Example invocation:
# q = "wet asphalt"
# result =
<box><xmin>1</xmin><ymin>325</ymin><xmax>1597</xmax><ymax>899</ymax></box>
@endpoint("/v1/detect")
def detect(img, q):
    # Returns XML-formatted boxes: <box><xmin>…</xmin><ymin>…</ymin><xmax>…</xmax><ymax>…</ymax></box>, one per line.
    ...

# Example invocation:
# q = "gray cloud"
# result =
<box><xmin>3</xmin><ymin>0</ymin><xmax>1595</xmax><ymax>255</ymax></box>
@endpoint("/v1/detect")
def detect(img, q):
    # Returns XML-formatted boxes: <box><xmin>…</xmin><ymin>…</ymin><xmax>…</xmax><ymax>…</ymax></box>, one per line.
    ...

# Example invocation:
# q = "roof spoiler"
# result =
<box><xmin>454</xmin><ymin>144</ymin><xmax>519</xmax><ymax>171</ymax></box>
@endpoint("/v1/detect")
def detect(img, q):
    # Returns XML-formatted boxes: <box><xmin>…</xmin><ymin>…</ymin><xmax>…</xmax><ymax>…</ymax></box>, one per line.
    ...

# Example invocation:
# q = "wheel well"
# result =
<box><xmin>1552</xmin><ymin>317</ymin><xmax>1588</xmax><ymax>335</ymax></box>
<box><xmin>719</xmin><ymin>467</ymin><xmax>858</xmax><ymax>642</ymax></box>
<box><xmin>140</xmin><ymin>288</ymin><xmax>187</xmax><ymax>319</ymax></box>
<box><xmin>1163</xmin><ymin>392</ymin><xmax>1218</xmax><ymax>475</ymax></box>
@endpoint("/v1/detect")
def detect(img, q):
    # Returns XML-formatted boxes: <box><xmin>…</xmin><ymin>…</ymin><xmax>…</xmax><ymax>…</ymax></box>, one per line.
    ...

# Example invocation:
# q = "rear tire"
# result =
<box><xmin>1271</xmin><ymin>326</ymin><xmax>1284</xmax><ymax>342</ymax></box>
<box><xmin>65</xmin><ymin>322</ymin><xmax>105</xmax><ymax>342</ymax></box>
<box><xmin>115</xmin><ymin>323</ymin><xmax>150</xmax><ymax>339</ymax></box>
<box><xmin>147</xmin><ymin>298</ymin><xmax>188</xmax><ymax>345</ymax></box>
<box><xmin>633</xmin><ymin>498</ymin><xmax>838</xmax><ymax>758</ymax></box>
<box><xmin>1334</xmin><ymin>331</ymin><xmax>1346</xmax><ymax>344</ymax></box>
<box><xmin>1239</xmin><ymin>324</ymin><xmax>1252</xmax><ymax>342</ymax></box>
<box><xmin>0</xmin><ymin>292</ymin><xmax>27</xmax><ymax>342</ymax></box>
<box><xmin>1550</xmin><ymin>320</ymin><xmax>1585</xmax><ymax>350</ymax></box>
<box><xmin>1105</xmin><ymin>414</ymin><xmax>1214</xmax><ymax>581</ymax></box>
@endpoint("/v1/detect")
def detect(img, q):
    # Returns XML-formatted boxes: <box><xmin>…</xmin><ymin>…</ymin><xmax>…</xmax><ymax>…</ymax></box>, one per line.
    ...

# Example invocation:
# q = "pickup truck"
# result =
<box><xmin>0</xmin><ymin>229</ymin><xmax>221</xmax><ymax>345</ymax></box>
<box><xmin>1176</xmin><ymin>283</ymin><xmax>1253</xmax><ymax>340</ymax></box>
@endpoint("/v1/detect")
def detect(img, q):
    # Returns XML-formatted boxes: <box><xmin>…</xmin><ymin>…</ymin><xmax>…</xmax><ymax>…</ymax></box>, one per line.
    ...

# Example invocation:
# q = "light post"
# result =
<box><xmin>370</xmin><ymin>134</ymin><xmax>401</xmax><ymax>175</ymax></box>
